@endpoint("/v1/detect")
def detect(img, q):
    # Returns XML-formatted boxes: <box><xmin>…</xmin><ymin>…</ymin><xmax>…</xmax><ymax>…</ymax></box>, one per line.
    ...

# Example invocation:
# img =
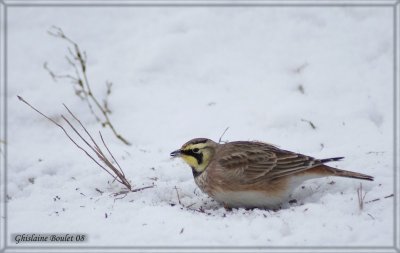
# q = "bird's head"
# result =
<box><xmin>170</xmin><ymin>138</ymin><xmax>217</xmax><ymax>176</ymax></box>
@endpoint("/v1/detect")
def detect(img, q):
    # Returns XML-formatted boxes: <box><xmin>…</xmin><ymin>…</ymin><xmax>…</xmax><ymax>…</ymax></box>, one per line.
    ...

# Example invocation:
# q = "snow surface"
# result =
<box><xmin>5</xmin><ymin>6</ymin><xmax>394</xmax><ymax>247</ymax></box>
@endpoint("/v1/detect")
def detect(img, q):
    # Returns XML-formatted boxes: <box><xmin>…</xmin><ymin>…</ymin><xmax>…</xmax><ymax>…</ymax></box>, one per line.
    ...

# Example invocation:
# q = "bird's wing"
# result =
<box><xmin>217</xmin><ymin>142</ymin><xmax>321</xmax><ymax>182</ymax></box>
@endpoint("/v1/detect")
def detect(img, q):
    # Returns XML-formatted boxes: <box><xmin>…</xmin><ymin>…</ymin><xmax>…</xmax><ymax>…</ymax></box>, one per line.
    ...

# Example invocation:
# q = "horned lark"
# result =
<box><xmin>170</xmin><ymin>138</ymin><xmax>373</xmax><ymax>208</ymax></box>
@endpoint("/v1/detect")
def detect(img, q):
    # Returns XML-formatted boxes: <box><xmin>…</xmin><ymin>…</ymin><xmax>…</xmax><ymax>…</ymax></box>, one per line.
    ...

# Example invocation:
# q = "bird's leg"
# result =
<box><xmin>223</xmin><ymin>203</ymin><xmax>232</xmax><ymax>211</ymax></box>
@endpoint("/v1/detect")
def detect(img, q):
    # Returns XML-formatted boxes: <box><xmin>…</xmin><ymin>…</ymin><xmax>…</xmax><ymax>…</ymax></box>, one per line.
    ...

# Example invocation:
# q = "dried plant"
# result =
<box><xmin>357</xmin><ymin>183</ymin><xmax>367</xmax><ymax>211</ymax></box>
<box><xmin>18</xmin><ymin>96</ymin><xmax>133</xmax><ymax>191</ymax></box>
<box><xmin>365</xmin><ymin>193</ymin><xmax>394</xmax><ymax>204</ymax></box>
<box><xmin>44</xmin><ymin>26</ymin><xmax>130</xmax><ymax>146</ymax></box>
<box><xmin>218</xmin><ymin>127</ymin><xmax>230</xmax><ymax>144</ymax></box>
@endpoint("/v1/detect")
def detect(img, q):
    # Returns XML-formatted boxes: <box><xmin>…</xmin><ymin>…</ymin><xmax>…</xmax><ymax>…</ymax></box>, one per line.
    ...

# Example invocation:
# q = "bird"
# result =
<box><xmin>170</xmin><ymin>138</ymin><xmax>374</xmax><ymax>209</ymax></box>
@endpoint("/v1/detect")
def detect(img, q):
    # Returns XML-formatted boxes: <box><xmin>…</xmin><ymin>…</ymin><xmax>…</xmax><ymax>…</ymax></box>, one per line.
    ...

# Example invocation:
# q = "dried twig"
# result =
<box><xmin>357</xmin><ymin>183</ymin><xmax>367</xmax><ymax>211</ymax></box>
<box><xmin>45</xmin><ymin>26</ymin><xmax>130</xmax><ymax>146</ymax></box>
<box><xmin>218</xmin><ymin>127</ymin><xmax>230</xmax><ymax>144</ymax></box>
<box><xmin>384</xmin><ymin>193</ymin><xmax>394</xmax><ymax>198</ymax></box>
<box><xmin>174</xmin><ymin>186</ymin><xmax>182</xmax><ymax>205</ymax></box>
<box><xmin>17</xmin><ymin>95</ymin><xmax>132</xmax><ymax>190</ymax></box>
<box><xmin>95</xmin><ymin>188</ymin><xmax>104</xmax><ymax>194</ymax></box>
<box><xmin>366</xmin><ymin>198</ymin><xmax>380</xmax><ymax>203</ymax></box>
<box><xmin>301</xmin><ymin>118</ymin><xmax>317</xmax><ymax>130</ymax></box>
<box><xmin>99</xmin><ymin>131</ymin><xmax>125</xmax><ymax>177</ymax></box>
<box><xmin>131</xmin><ymin>185</ymin><xmax>155</xmax><ymax>193</ymax></box>
<box><xmin>111</xmin><ymin>185</ymin><xmax>155</xmax><ymax>198</ymax></box>
<box><xmin>365</xmin><ymin>193</ymin><xmax>394</xmax><ymax>204</ymax></box>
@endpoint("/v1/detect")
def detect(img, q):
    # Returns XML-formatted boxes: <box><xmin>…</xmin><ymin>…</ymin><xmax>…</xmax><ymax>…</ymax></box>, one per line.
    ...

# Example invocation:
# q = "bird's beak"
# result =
<box><xmin>170</xmin><ymin>149</ymin><xmax>182</xmax><ymax>158</ymax></box>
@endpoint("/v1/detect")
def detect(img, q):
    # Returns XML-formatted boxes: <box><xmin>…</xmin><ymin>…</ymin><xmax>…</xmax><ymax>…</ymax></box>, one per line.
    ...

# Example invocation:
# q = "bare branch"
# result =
<box><xmin>218</xmin><ymin>127</ymin><xmax>230</xmax><ymax>144</ymax></box>
<box><xmin>99</xmin><ymin>131</ymin><xmax>125</xmax><ymax>177</ymax></box>
<box><xmin>18</xmin><ymin>95</ymin><xmax>121</xmax><ymax>183</ymax></box>
<box><xmin>46</xmin><ymin>26</ymin><xmax>130</xmax><ymax>145</ymax></box>
<box><xmin>63</xmin><ymin>104</ymin><xmax>103</xmax><ymax>155</ymax></box>
<box><xmin>18</xmin><ymin>96</ymin><xmax>132</xmax><ymax>190</ymax></box>
<box><xmin>62</xmin><ymin>104</ymin><xmax>131</xmax><ymax>189</ymax></box>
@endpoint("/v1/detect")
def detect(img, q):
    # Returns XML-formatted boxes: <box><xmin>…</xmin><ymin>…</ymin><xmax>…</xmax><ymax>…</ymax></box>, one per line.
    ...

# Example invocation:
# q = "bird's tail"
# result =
<box><xmin>320</xmin><ymin>156</ymin><xmax>345</xmax><ymax>163</ymax></box>
<box><xmin>312</xmin><ymin>157</ymin><xmax>374</xmax><ymax>181</ymax></box>
<box><xmin>316</xmin><ymin>165</ymin><xmax>374</xmax><ymax>181</ymax></box>
<box><xmin>327</xmin><ymin>167</ymin><xmax>374</xmax><ymax>181</ymax></box>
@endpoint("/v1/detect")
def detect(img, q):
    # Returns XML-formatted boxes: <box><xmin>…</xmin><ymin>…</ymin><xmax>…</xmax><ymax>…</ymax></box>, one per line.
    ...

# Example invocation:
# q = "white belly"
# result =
<box><xmin>212</xmin><ymin>174</ymin><xmax>324</xmax><ymax>208</ymax></box>
<box><xmin>213</xmin><ymin>191</ymin><xmax>289</xmax><ymax>208</ymax></box>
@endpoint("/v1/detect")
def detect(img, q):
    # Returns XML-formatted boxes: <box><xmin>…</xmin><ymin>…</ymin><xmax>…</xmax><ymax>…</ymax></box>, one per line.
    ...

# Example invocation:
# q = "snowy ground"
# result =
<box><xmin>5</xmin><ymin>5</ymin><xmax>395</xmax><ymax>247</ymax></box>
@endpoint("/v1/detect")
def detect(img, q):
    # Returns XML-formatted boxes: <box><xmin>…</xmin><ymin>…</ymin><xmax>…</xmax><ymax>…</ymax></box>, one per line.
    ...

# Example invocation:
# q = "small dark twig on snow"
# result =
<box><xmin>174</xmin><ymin>186</ymin><xmax>182</xmax><ymax>205</ymax></box>
<box><xmin>357</xmin><ymin>183</ymin><xmax>367</xmax><ymax>211</ymax></box>
<box><xmin>301</xmin><ymin>118</ymin><xmax>317</xmax><ymax>130</ymax></box>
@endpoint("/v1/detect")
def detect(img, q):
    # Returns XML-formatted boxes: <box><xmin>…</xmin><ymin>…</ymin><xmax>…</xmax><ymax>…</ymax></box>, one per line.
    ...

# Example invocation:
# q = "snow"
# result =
<box><xmin>5</xmin><ymin>5</ymin><xmax>394</xmax><ymax>247</ymax></box>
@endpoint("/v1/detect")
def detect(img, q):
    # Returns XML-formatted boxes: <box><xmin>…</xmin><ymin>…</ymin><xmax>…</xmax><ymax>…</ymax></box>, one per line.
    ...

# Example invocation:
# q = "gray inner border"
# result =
<box><xmin>0</xmin><ymin>0</ymin><xmax>399</xmax><ymax>252</ymax></box>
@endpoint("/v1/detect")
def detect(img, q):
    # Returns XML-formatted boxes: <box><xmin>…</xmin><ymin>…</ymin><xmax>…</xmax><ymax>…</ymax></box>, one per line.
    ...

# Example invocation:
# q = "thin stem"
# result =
<box><xmin>18</xmin><ymin>96</ymin><xmax>131</xmax><ymax>189</ymax></box>
<box><xmin>47</xmin><ymin>26</ymin><xmax>131</xmax><ymax>146</ymax></box>
<box><xmin>218</xmin><ymin>127</ymin><xmax>230</xmax><ymax>144</ymax></box>
<box><xmin>99</xmin><ymin>131</ymin><xmax>125</xmax><ymax>177</ymax></box>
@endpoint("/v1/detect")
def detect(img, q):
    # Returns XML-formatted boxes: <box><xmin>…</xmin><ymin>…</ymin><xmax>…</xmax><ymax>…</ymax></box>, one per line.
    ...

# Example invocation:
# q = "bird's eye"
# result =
<box><xmin>192</xmin><ymin>148</ymin><xmax>200</xmax><ymax>153</ymax></box>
